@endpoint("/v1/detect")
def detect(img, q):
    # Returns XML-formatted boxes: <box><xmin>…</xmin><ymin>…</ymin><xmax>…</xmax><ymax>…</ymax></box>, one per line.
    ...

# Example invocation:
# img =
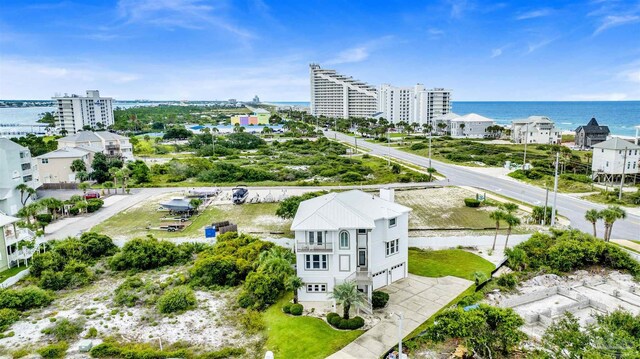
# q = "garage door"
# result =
<box><xmin>390</xmin><ymin>263</ymin><xmax>405</xmax><ymax>283</ymax></box>
<box><xmin>372</xmin><ymin>270</ymin><xmax>387</xmax><ymax>289</ymax></box>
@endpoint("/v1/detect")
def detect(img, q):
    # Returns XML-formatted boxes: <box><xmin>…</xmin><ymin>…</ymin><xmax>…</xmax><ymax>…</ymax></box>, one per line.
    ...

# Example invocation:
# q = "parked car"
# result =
<box><xmin>84</xmin><ymin>191</ymin><xmax>101</xmax><ymax>199</ymax></box>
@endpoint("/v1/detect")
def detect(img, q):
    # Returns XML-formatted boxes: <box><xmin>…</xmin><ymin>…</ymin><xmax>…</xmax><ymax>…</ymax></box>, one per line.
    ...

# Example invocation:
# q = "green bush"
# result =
<box><xmin>30</xmin><ymin>251</ymin><xmax>65</xmax><ymax>277</ymax></box>
<box><xmin>35</xmin><ymin>213</ymin><xmax>53</xmax><ymax>224</ymax></box>
<box><xmin>0</xmin><ymin>308</ymin><xmax>20</xmax><ymax>331</ymax></box>
<box><xmin>282</xmin><ymin>302</ymin><xmax>292</xmax><ymax>313</ymax></box>
<box><xmin>157</xmin><ymin>286</ymin><xmax>197</xmax><ymax>314</ymax></box>
<box><xmin>341</xmin><ymin>171</ymin><xmax>364</xmax><ymax>182</ymax></box>
<box><xmin>289</xmin><ymin>303</ymin><xmax>303</xmax><ymax>316</ymax></box>
<box><xmin>85</xmin><ymin>327</ymin><xmax>98</xmax><ymax>338</ymax></box>
<box><xmin>37</xmin><ymin>341</ymin><xmax>68</xmax><ymax>359</ymax></box>
<box><xmin>69</xmin><ymin>207</ymin><xmax>80</xmax><ymax>216</ymax></box>
<box><xmin>0</xmin><ymin>286</ymin><xmax>53</xmax><ymax>310</ymax></box>
<box><xmin>464</xmin><ymin>198</ymin><xmax>481</xmax><ymax>208</ymax></box>
<box><xmin>237</xmin><ymin>271</ymin><xmax>283</xmax><ymax>309</ymax></box>
<box><xmin>110</xmin><ymin>236</ymin><xmax>189</xmax><ymax>271</ymax></box>
<box><xmin>62</xmin><ymin>260</ymin><xmax>95</xmax><ymax>288</ymax></box>
<box><xmin>38</xmin><ymin>270</ymin><xmax>67</xmax><ymax>290</ymax></box>
<box><xmin>326</xmin><ymin>314</ymin><xmax>365</xmax><ymax>330</ymax></box>
<box><xmin>114</xmin><ymin>276</ymin><xmax>145</xmax><ymax>307</ymax></box>
<box><xmin>372</xmin><ymin>291</ymin><xmax>390</xmax><ymax>309</ymax></box>
<box><xmin>89</xmin><ymin>343</ymin><xmax>122</xmax><ymax>358</ymax></box>
<box><xmin>86</xmin><ymin>198</ymin><xmax>104</xmax><ymax>213</ymax></box>
<box><xmin>410</xmin><ymin>143</ymin><xmax>428</xmax><ymax>150</ymax></box>
<box><xmin>190</xmin><ymin>254</ymin><xmax>240</xmax><ymax>287</ymax></box>
<box><xmin>237</xmin><ymin>310</ymin><xmax>265</xmax><ymax>334</ymax></box>
<box><xmin>496</xmin><ymin>273</ymin><xmax>518</xmax><ymax>290</ymax></box>
<box><xmin>42</xmin><ymin>318</ymin><xmax>84</xmax><ymax>341</ymax></box>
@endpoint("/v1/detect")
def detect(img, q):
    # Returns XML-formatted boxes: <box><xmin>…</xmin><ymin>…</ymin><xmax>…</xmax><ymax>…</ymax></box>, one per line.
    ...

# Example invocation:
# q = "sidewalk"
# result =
<box><xmin>327</xmin><ymin>274</ymin><xmax>472</xmax><ymax>359</ymax></box>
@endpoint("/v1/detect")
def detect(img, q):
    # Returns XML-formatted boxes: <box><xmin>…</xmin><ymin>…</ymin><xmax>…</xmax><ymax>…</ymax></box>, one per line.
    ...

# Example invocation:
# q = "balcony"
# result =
<box><xmin>296</xmin><ymin>241</ymin><xmax>334</xmax><ymax>252</ymax></box>
<box><xmin>106</xmin><ymin>144</ymin><xmax>120</xmax><ymax>151</ymax></box>
<box><xmin>4</xmin><ymin>228</ymin><xmax>36</xmax><ymax>247</ymax></box>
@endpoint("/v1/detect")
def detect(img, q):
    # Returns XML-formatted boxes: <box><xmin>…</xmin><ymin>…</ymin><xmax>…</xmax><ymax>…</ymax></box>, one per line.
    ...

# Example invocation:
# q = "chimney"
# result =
<box><xmin>379</xmin><ymin>187</ymin><xmax>394</xmax><ymax>202</ymax></box>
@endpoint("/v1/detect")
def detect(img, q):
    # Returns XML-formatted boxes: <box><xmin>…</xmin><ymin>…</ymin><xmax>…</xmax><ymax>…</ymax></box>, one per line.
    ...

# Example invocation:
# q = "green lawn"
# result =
<box><xmin>263</xmin><ymin>295</ymin><xmax>363</xmax><ymax>359</ymax></box>
<box><xmin>93</xmin><ymin>200</ymin><xmax>291</xmax><ymax>240</ymax></box>
<box><xmin>408</xmin><ymin>248</ymin><xmax>495</xmax><ymax>281</ymax></box>
<box><xmin>0</xmin><ymin>266</ymin><xmax>29</xmax><ymax>283</ymax></box>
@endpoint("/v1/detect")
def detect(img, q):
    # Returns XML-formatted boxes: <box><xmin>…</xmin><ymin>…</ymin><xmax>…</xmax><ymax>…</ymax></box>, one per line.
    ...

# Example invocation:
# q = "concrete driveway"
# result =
<box><xmin>327</xmin><ymin>274</ymin><xmax>472</xmax><ymax>359</ymax></box>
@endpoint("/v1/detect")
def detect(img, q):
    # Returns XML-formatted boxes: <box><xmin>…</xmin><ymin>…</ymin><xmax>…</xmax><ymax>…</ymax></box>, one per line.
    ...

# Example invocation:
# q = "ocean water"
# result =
<box><xmin>2</xmin><ymin>101</ymin><xmax>639</xmax><ymax>136</ymax></box>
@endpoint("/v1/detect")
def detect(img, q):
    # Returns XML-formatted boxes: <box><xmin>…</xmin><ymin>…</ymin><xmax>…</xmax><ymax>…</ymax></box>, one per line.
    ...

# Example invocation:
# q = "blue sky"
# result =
<box><xmin>0</xmin><ymin>0</ymin><xmax>639</xmax><ymax>101</ymax></box>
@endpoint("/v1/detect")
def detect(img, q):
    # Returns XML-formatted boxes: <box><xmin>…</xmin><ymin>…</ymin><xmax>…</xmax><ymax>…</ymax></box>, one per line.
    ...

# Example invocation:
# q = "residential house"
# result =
<box><xmin>57</xmin><ymin>131</ymin><xmax>134</xmax><ymax>161</ymax></box>
<box><xmin>591</xmin><ymin>137</ymin><xmax>640</xmax><ymax>184</ymax></box>
<box><xmin>291</xmin><ymin>189</ymin><xmax>411</xmax><ymax>310</ymax></box>
<box><xmin>511</xmin><ymin>116</ymin><xmax>561</xmax><ymax>144</ymax></box>
<box><xmin>0</xmin><ymin>138</ymin><xmax>40</xmax><ymax>216</ymax></box>
<box><xmin>449</xmin><ymin>113</ymin><xmax>496</xmax><ymax>138</ymax></box>
<box><xmin>430</xmin><ymin>112</ymin><xmax>459</xmax><ymax>135</ymax></box>
<box><xmin>0</xmin><ymin>213</ymin><xmax>41</xmax><ymax>271</ymax></box>
<box><xmin>575</xmin><ymin>118</ymin><xmax>610</xmax><ymax>149</ymax></box>
<box><xmin>35</xmin><ymin>147</ymin><xmax>95</xmax><ymax>184</ymax></box>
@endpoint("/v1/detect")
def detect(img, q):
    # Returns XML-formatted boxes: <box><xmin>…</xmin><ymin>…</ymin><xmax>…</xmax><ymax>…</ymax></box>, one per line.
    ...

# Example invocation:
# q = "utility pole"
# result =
<box><xmin>387</xmin><ymin>127</ymin><xmax>391</xmax><ymax>166</ymax></box>
<box><xmin>551</xmin><ymin>152</ymin><xmax>560</xmax><ymax>226</ymax></box>
<box><xmin>619</xmin><ymin>149</ymin><xmax>628</xmax><ymax>200</ymax></box>
<box><xmin>394</xmin><ymin>312</ymin><xmax>404</xmax><ymax>359</ymax></box>
<box><xmin>523</xmin><ymin>123</ymin><xmax>528</xmax><ymax>169</ymax></box>
<box><xmin>543</xmin><ymin>183</ymin><xmax>549</xmax><ymax>225</ymax></box>
<box><xmin>428</xmin><ymin>128</ymin><xmax>433</xmax><ymax>168</ymax></box>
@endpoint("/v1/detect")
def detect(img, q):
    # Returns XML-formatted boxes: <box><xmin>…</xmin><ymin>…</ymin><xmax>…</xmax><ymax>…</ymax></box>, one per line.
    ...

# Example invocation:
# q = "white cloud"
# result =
<box><xmin>618</xmin><ymin>69</ymin><xmax>640</xmax><ymax>83</ymax></box>
<box><xmin>516</xmin><ymin>8</ymin><xmax>553</xmax><ymax>20</ymax></box>
<box><xmin>325</xmin><ymin>36</ymin><xmax>394</xmax><ymax>65</ymax></box>
<box><xmin>566</xmin><ymin>92</ymin><xmax>629</xmax><ymax>101</ymax></box>
<box><xmin>491</xmin><ymin>48</ymin><xmax>503</xmax><ymax>58</ymax></box>
<box><xmin>526</xmin><ymin>38</ymin><xmax>556</xmax><ymax>54</ymax></box>
<box><xmin>116</xmin><ymin>0</ymin><xmax>252</xmax><ymax>38</ymax></box>
<box><xmin>594</xmin><ymin>14</ymin><xmax>640</xmax><ymax>34</ymax></box>
<box><xmin>447</xmin><ymin>0</ymin><xmax>474</xmax><ymax>19</ymax></box>
<box><xmin>428</xmin><ymin>28</ymin><xmax>445</xmax><ymax>38</ymax></box>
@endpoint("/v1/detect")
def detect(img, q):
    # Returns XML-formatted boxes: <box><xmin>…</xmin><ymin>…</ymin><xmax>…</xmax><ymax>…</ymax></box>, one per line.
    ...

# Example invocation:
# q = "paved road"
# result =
<box><xmin>327</xmin><ymin>130</ymin><xmax>640</xmax><ymax>241</ymax></box>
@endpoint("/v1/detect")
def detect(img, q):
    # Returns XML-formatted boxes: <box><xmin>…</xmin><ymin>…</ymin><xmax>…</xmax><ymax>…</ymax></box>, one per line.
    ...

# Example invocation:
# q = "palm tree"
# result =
<box><xmin>39</xmin><ymin>198</ymin><xmax>63</xmax><ymax>220</ymax></box>
<box><xmin>501</xmin><ymin>203</ymin><xmax>519</xmax><ymax>214</ymax></box>
<box><xmin>285</xmin><ymin>276</ymin><xmax>304</xmax><ymax>304</ymax></box>
<box><xmin>15</xmin><ymin>183</ymin><xmax>36</xmax><ymax>207</ymax></box>
<box><xmin>600</xmin><ymin>206</ymin><xmax>627</xmax><ymax>241</ymax></box>
<box><xmin>103</xmin><ymin>181</ymin><xmax>114</xmax><ymax>195</ymax></box>
<box><xmin>329</xmin><ymin>280</ymin><xmax>367</xmax><ymax>320</ymax></box>
<box><xmin>584</xmin><ymin>209</ymin><xmax>600</xmax><ymax>237</ymax></box>
<box><xmin>109</xmin><ymin>167</ymin><xmax>119</xmax><ymax>190</ymax></box>
<box><xmin>78</xmin><ymin>182</ymin><xmax>90</xmax><ymax>197</ymax></box>
<box><xmin>59</xmin><ymin>128</ymin><xmax>68</xmax><ymax>136</ymax></box>
<box><xmin>70</xmin><ymin>159</ymin><xmax>86</xmax><ymax>173</ymax></box>
<box><xmin>459</xmin><ymin>123</ymin><xmax>466</xmax><ymax>136</ymax></box>
<box><xmin>503</xmin><ymin>214</ymin><xmax>521</xmax><ymax>249</ymax></box>
<box><xmin>18</xmin><ymin>202</ymin><xmax>41</xmax><ymax>225</ymax></box>
<box><xmin>490</xmin><ymin>209</ymin><xmax>507</xmax><ymax>251</ymax></box>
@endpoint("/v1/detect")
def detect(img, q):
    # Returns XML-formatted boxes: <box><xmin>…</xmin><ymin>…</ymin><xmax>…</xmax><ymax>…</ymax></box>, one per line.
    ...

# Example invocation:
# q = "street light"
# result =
<box><xmin>392</xmin><ymin>312</ymin><xmax>405</xmax><ymax>359</ymax></box>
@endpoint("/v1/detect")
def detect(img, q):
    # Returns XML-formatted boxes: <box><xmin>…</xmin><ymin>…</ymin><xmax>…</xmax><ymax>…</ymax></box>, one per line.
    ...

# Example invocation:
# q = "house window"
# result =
<box><xmin>306</xmin><ymin>283</ymin><xmax>327</xmax><ymax>293</ymax></box>
<box><xmin>358</xmin><ymin>229</ymin><xmax>366</xmax><ymax>234</ymax></box>
<box><xmin>385</xmin><ymin>239</ymin><xmax>399</xmax><ymax>256</ymax></box>
<box><xmin>307</xmin><ymin>231</ymin><xmax>324</xmax><ymax>245</ymax></box>
<box><xmin>339</xmin><ymin>231</ymin><xmax>349</xmax><ymax>249</ymax></box>
<box><xmin>41</xmin><ymin>158</ymin><xmax>49</xmax><ymax>164</ymax></box>
<box><xmin>21</xmin><ymin>163</ymin><xmax>31</xmax><ymax>171</ymax></box>
<box><xmin>606</xmin><ymin>161</ymin><xmax>609</xmax><ymax>167</ymax></box>
<box><xmin>389</xmin><ymin>218</ymin><xmax>397</xmax><ymax>228</ymax></box>
<box><xmin>23</xmin><ymin>175</ymin><xmax>32</xmax><ymax>183</ymax></box>
<box><xmin>305</xmin><ymin>254</ymin><xmax>328</xmax><ymax>270</ymax></box>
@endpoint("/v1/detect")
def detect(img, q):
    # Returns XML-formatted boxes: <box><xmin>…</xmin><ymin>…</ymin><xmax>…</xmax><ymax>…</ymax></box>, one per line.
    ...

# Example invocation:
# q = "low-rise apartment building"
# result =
<box><xmin>0</xmin><ymin>139</ymin><xmax>39</xmax><ymax>216</ymax></box>
<box><xmin>35</xmin><ymin>147</ymin><xmax>95</xmax><ymax>184</ymax></box>
<box><xmin>0</xmin><ymin>213</ymin><xmax>42</xmax><ymax>271</ymax></box>
<box><xmin>57</xmin><ymin>131</ymin><xmax>133</xmax><ymax>161</ymax></box>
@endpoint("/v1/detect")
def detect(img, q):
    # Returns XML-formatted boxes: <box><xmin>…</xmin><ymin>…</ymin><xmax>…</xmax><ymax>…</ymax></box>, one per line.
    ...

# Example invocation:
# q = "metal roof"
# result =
<box><xmin>291</xmin><ymin>190</ymin><xmax>411</xmax><ymax>231</ymax></box>
<box><xmin>592</xmin><ymin>137</ymin><xmax>640</xmax><ymax>150</ymax></box>
<box><xmin>0</xmin><ymin>213</ymin><xmax>19</xmax><ymax>227</ymax></box>
<box><xmin>36</xmin><ymin>147</ymin><xmax>91</xmax><ymax>159</ymax></box>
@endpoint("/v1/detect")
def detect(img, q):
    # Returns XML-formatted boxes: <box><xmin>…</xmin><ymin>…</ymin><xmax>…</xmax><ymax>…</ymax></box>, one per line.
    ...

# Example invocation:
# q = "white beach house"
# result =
<box><xmin>591</xmin><ymin>137</ymin><xmax>640</xmax><ymax>185</ymax></box>
<box><xmin>291</xmin><ymin>189</ymin><xmax>411</xmax><ymax>310</ymax></box>
<box><xmin>449</xmin><ymin>113</ymin><xmax>496</xmax><ymax>138</ymax></box>
<box><xmin>511</xmin><ymin>116</ymin><xmax>561</xmax><ymax>145</ymax></box>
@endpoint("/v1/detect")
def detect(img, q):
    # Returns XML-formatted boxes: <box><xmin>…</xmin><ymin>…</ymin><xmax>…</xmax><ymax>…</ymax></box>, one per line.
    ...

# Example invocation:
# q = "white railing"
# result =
<box><xmin>4</xmin><ymin>228</ymin><xmax>36</xmax><ymax>247</ymax></box>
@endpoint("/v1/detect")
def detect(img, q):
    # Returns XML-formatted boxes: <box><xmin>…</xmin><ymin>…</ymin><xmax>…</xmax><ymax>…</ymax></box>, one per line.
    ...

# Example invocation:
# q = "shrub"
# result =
<box><xmin>89</xmin><ymin>342</ymin><xmax>122</xmax><ymax>358</ymax></box>
<box><xmin>114</xmin><ymin>276</ymin><xmax>145</xmax><ymax>307</ymax></box>
<box><xmin>327</xmin><ymin>314</ymin><xmax>365</xmax><ymax>330</ymax></box>
<box><xmin>341</xmin><ymin>171</ymin><xmax>364</xmax><ymax>182</ymax></box>
<box><xmin>38</xmin><ymin>270</ymin><xmax>67</xmax><ymax>290</ymax></box>
<box><xmin>157</xmin><ymin>286</ymin><xmax>197</xmax><ymax>314</ymax></box>
<box><xmin>62</xmin><ymin>260</ymin><xmax>95</xmax><ymax>288</ymax></box>
<box><xmin>464</xmin><ymin>198</ymin><xmax>481</xmax><ymax>208</ymax></box>
<box><xmin>86</xmin><ymin>198</ymin><xmax>104</xmax><ymax>213</ymax></box>
<box><xmin>282</xmin><ymin>302</ymin><xmax>292</xmax><ymax>314</ymax></box>
<box><xmin>110</xmin><ymin>236</ymin><xmax>189</xmax><ymax>271</ymax></box>
<box><xmin>372</xmin><ymin>291</ymin><xmax>389</xmax><ymax>309</ymax></box>
<box><xmin>85</xmin><ymin>327</ymin><xmax>98</xmax><ymax>338</ymax></box>
<box><xmin>190</xmin><ymin>254</ymin><xmax>240</xmax><ymax>287</ymax></box>
<box><xmin>30</xmin><ymin>251</ymin><xmax>65</xmax><ymax>277</ymax></box>
<box><xmin>410</xmin><ymin>143</ymin><xmax>427</xmax><ymax>150</ymax></box>
<box><xmin>198</xmin><ymin>347</ymin><xmax>246</xmax><ymax>359</ymax></box>
<box><xmin>237</xmin><ymin>271</ymin><xmax>283</xmax><ymax>309</ymax></box>
<box><xmin>69</xmin><ymin>207</ymin><xmax>80</xmax><ymax>216</ymax></box>
<box><xmin>81</xmin><ymin>232</ymin><xmax>118</xmax><ymax>258</ymax></box>
<box><xmin>43</xmin><ymin>318</ymin><xmax>84</xmax><ymax>341</ymax></box>
<box><xmin>0</xmin><ymin>286</ymin><xmax>54</xmax><ymax>310</ymax></box>
<box><xmin>0</xmin><ymin>308</ymin><xmax>20</xmax><ymax>331</ymax></box>
<box><xmin>496</xmin><ymin>273</ymin><xmax>519</xmax><ymax>290</ymax></box>
<box><xmin>37</xmin><ymin>341</ymin><xmax>69</xmax><ymax>359</ymax></box>
<box><xmin>35</xmin><ymin>213</ymin><xmax>53</xmax><ymax>224</ymax></box>
<box><xmin>237</xmin><ymin>310</ymin><xmax>265</xmax><ymax>334</ymax></box>
<box><xmin>289</xmin><ymin>303</ymin><xmax>303</xmax><ymax>316</ymax></box>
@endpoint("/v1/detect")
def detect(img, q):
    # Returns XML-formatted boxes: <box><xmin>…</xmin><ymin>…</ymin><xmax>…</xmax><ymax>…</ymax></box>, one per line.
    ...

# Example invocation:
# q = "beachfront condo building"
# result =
<box><xmin>310</xmin><ymin>64</ymin><xmax>452</xmax><ymax>125</ymax></box>
<box><xmin>309</xmin><ymin>64</ymin><xmax>378</xmax><ymax>119</ymax></box>
<box><xmin>52</xmin><ymin>90</ymin><xmax>114</xmax><ymax>134</ymax></box>
<box><xmin>510</xmin><ymin>116</ymin><xmax>562</xmax><ymax>145</ymax></box>
<box><xmin>0</xmin><ymin>138</ymin><xmax>40</xmax><ymax>216</ymax></box>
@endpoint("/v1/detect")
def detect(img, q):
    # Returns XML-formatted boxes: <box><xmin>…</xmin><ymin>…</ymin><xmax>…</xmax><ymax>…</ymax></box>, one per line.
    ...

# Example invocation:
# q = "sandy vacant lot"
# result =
<box><xmin>0</xmin><ymin>267</ymin><xmax>254</xmax><ymax>355</ymax></box>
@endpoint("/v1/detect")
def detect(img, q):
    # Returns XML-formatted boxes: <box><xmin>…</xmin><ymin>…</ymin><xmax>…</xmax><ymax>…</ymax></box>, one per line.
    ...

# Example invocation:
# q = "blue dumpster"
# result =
<box><xmin>205</xmin><ymin>226</ymin><xmax>216</xmax><ymax>238</ymax></box>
